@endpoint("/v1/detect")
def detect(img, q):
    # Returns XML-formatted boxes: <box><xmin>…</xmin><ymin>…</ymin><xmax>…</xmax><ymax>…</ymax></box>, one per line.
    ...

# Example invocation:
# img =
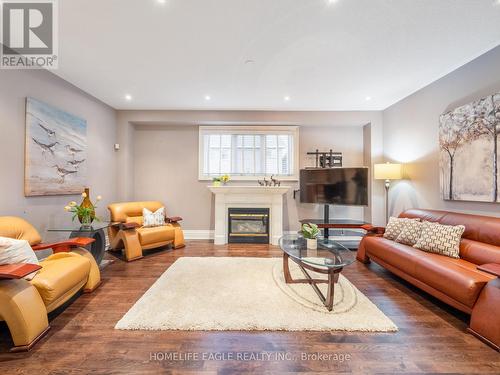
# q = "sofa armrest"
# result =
<box><xmin>166</xmin><ymin>216</ymin><xmax>182</xmax><ymax>223</ymax></box>
<box><xmin>110</xmin><ymin>222</ymin><xmax>140</xmax><ymax>230</ymax></box>
<box><xmin>362</xmin><ymin>224</ymin><xmax>385</xmax><ymax>236</ymax></box>
<box><xmin>0</xmin><ymin>263</ymin><xmax>42</xmax><ymax>279</ymax></box>
<box><xmin>477</xmin><ymin>263</ymin><xmax>500</xmax><ymax>277</ymax></box>
<box><xmin>32</xmin><ymin>237</ymin><xmax>95</xmax><ymax>253</ymax></box>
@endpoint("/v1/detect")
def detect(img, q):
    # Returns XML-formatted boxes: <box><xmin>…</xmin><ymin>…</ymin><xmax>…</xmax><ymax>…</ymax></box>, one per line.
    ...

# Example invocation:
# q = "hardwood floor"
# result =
<box><xmin>0</xmin><ymin>241</ymin><xmax>499</xmax><ymax>374</ymax></box>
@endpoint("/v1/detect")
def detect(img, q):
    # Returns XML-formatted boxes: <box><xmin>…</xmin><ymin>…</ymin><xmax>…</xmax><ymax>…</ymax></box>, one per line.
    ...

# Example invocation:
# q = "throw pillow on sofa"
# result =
<box><xmin>395</xmin><ymin>220</ymin><xmax>423</xmax><ymax>246</ymax></box>
<box><xmin>142</xmin><ymin>207</ymin><xmax>165</xmax><ymax>227</ymax></box>
<box><xmin>0</xmin><ymin>236</ymin><xmax>40</xmax><ymax>280</ymax></box>
<box><xmin>413</xmin><ymin>221</ymin><xmax>465</xmax><ymax>259</ymax></box>
<box><xmin>383</xmin><ymin>217</ymin><xmax>420</xmax><ymax>240</ymax></box>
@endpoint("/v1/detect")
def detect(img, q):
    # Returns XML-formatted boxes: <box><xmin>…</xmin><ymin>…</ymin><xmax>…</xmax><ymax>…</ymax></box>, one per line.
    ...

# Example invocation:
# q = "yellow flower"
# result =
<box><xmin>64</xmin><ymin>205</ymin><xmax>71</xmax><ymax>211</ymax></box>
<box><xmin>96</xmin><ymin>195</ymin><xmax>102</xmax><ymax>201</ymax></box>
<box><xmin>69</xmin><ymin>201</ymin><xmax>77</xmax><ymax>207</ymax></box>
<box><xmin>81</xmin><ymin>192</ymin><xmax>87</xmax><ymax>198</ymax></box>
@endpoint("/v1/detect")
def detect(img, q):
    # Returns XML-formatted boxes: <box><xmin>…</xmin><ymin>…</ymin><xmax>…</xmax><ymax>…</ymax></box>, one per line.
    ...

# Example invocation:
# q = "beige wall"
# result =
<box><xmin>0</xmin><ymin>69</ymin><xmax>118</xmax><ymax>240</ymax></box>
<box><xmin>383</xmin><ymin>45</ymin><xmax>500</xmax><ymax>218</ymax></box>
<box><xmin>133</xmin><ymin>123</ymin><xmax>367</xmax><ymax>231</ymax></box>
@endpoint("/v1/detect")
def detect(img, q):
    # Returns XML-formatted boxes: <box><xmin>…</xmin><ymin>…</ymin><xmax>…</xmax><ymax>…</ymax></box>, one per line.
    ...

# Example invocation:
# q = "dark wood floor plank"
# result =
<box><xmin>0</xmin><ymin>241</ymin><xmax>498</xmax><ymax>374</ymax></box>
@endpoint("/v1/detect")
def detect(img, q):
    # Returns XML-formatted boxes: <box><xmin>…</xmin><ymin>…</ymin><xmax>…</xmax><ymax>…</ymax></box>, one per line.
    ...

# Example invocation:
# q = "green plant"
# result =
<box><xmin>302</xmin><ymin>223</ymin><xmax>319</xmax><ymax>239</ymax></box>
<box><xmin>212</xmin><ymin>174</ymin><xmax>230</xmax><ymax>184</ymax></box>
<box><xmin>64</xmin><ymin>192</ymin><xmax>102</xmax><ymax>224</ymax></box>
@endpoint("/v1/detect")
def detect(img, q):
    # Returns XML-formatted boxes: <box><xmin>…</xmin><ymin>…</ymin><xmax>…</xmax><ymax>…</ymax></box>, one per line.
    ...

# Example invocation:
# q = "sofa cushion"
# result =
<box><xmin>137</xmin><ymin>226</ymin><xmax>175</xmax><ymax>246</ymax></box>
<box><xmin>413</xmin><ymin>252</ymin><xmax>494</xmax><ymax>308</ymax></box>
<box><xmin>414</xmin><ymin>221</ymin><xmax>465</xmax><ymax>259</ymax></box>
<box><xmin>383</xmin><ymin>217</ymin><xmax>419</xmax><ymax>240</ymax></box>
<box><xmin>365</xmin><ymin>236</ymin><xmax>495</xmax><ymax>308</ymax></box>
<box><xmin>395</xmin><ymin>220</ymin><xmax>423</xmax><ymax>246</ymax></box>
<box><xmin>363</xmin><ymin>236</ymin><xmax>419</xmax><ymax>277</ymax></box>
<box><xmin>31</xmin><ymin>255</ymin><xmax>90</xmax><ymax>307</ymax></box>
<box><xmin>143</xmin><ymin>207</ymin><xmax>165</xmax><ymax>227</ymax></box>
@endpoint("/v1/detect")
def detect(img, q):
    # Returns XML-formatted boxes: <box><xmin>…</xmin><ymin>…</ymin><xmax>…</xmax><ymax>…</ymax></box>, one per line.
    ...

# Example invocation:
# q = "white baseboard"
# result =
<box><xmin>183</xmin><ymin>230</ymin><xmax>214</xmax><ymax>240</ymax></box>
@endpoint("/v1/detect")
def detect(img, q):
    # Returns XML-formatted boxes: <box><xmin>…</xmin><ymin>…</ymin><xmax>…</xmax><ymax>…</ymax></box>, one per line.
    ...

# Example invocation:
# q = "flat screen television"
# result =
<box><xmin>300</xmin><ymin>167</ymin><xmax>368</xmax><ymax>206</ymax></box>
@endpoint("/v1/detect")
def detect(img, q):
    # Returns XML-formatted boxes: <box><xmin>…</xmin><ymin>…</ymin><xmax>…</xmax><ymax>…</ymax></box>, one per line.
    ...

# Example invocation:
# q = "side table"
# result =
<box><xmin>47</xmin><ymin>222</ymin><xmax>111</xmax><ymax>265</ymax></box>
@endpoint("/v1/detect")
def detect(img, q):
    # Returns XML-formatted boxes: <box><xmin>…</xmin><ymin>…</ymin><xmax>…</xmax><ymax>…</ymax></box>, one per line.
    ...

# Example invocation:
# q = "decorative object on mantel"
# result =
<box><xmin>306</xmin><ymin>149</ymin><xmax>342</xmax><ymax>168</ymax></box>
<box><xmin>212</xmin><ymin>174</ymin><xmax>230</xmax><ymax>186</ymax></box>
<box><xmin>64</xmin><ymin>188</ymin><xmax>102</xmax><ymax>226</ymax></box>
<box><xmin>25</xmin><ymin>97</ymin><xmax>88</xmax><ymax>196</ymax></box>
<box><xmin>374</xmin><ymin>163</ymin><xmax>402</xmax><ymax>224</ymax></box>
<box><xmin>439</xmin><ymin>92</ymin><xmax>499</xmax><ymax>203</ymax></box>
<box><xmin>258</xmin><ymin>175</ymin><xmax>281</xmax><ymax>186</ymax></box>
<box><xmin>301</xmin><ymin>223</ymin><xmax>319</xmax><ymax>250</ymax></box>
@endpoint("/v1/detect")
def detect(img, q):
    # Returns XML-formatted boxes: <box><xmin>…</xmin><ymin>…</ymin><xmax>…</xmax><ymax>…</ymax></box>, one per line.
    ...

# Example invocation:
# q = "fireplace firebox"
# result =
<box><xmin>228</xmin><ymin>208</ymin><xmax>270</xmax><ymax>244</ymax></box>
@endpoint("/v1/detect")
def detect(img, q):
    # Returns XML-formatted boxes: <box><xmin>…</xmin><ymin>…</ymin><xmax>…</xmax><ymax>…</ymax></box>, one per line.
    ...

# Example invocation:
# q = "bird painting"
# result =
<box><xmin>32</xmin><ymin>138</ymin><xmax>59</xmax><ymax>155</ymax></box>
<box><xmin>52</xmin><ymin>165</ymin><xmax>78</xmax><ymax>183</ymax></box>
<box><xmin>38</xmin><ymin>122</ymin><xmax>56</xmax><ymax>137</ymax></box>
<box><xmin>25</xmin><ymin>97</ymin><xmax>87</xmax><ymax>196</ymax></box>
<box><xmin>66</xmin><ymin>144</ymin><xmax>83</xmax><ymax>157</ymax></box>
<box><xmin>67</xmin><ymin>159</ymin><xmax>86</xmax><ymax>169</ymax></box>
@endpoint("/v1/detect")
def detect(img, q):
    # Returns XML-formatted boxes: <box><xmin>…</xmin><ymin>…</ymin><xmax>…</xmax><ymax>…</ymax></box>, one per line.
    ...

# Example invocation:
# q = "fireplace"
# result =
<box><xmin>228</xmin><ymin>208</ymin><xmax>270</xmax><ymax>244</ymax></box>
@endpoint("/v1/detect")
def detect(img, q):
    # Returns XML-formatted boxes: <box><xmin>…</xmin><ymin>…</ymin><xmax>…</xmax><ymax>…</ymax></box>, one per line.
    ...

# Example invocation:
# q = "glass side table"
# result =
<box><xmin>47</xmin><ymin>222</ymin><xmax>111</xmax><ymax>265</ymax></box>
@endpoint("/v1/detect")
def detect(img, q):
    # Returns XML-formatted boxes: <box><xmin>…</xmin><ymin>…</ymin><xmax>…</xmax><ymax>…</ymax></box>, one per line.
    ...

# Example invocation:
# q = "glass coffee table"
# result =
<box><xmin>278</xmin><ymin>234</ymin><xmax>355</xmax><ymax>311</ymax></box>
<box><xmin>47</xmin><ymin>222</ymin><xmax>112</xmax><ymax>265</ymax></box>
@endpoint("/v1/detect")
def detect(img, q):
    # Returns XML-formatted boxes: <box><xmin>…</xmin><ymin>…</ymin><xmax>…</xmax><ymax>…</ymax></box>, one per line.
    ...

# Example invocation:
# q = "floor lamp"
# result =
<box><xmin>374</xmin><ymin>162</ymin><xmax>402</xmax><ymax>224</ymax></box>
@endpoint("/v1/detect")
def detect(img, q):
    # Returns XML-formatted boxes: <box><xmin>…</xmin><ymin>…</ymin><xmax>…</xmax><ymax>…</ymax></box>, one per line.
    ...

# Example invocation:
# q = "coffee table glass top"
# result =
<box><xmin>278</xmin><ymin>234</ymin><xmax>355</xmax><ymax>269</ymax></box>
<box><xmin>47</xmin><ymin>221</ymin><xmax>111</xmax><ymax>232</ymax></box>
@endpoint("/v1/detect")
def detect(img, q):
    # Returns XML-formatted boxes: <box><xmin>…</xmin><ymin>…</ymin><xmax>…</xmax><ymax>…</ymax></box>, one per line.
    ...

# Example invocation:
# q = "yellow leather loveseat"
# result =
<box><xmin>107</xmin><ymin>201</ymin><xmax>185</xmax><ymax>261</ymax></box>
<box><xmin>0</xmin><ymin>216</ymin><xmax>101</xmax><ymax>351</ymax></box>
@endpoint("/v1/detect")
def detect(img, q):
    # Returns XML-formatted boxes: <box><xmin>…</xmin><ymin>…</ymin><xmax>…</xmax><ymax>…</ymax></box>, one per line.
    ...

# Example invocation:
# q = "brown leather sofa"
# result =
<box><xmin>357</xmin><ymin>209</ymin><xmax>500</xmax><ymax>351</ymax></box>
<box><xmin>107</xmin><ymin>201</ymin><xmax>185</xmax><ymax>261</ymax></box>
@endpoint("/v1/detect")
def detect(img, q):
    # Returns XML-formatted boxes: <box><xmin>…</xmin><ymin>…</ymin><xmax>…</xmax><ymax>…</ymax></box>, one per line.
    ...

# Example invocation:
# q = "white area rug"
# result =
<box><xmin>115</xmin><ymin>257</ymin><xmax>397</xmax><ymax>332</ymax></box>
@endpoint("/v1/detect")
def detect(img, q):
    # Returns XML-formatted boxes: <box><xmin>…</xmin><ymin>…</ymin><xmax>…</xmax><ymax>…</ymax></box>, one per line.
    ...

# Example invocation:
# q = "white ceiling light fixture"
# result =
<box><xmin>157</xmin><ymin>0</ymin><xmax>166</xmax><ymax>4</ymax></box>
<box><xmin>284</xmin><ymin>96</ymin><xmax>291</xmax><ymax>101</ymax></box>
<box><xmin>125</xmin><ymin>94</ymin><xmax>132</xmax><ymax>101</ymax></box>
<box><xmin>204</xmin><ymin>95</ymin><xmax>211</xmax><ymax>101</ymax></box>
<box><xmin>365</xmin><ymin>96</ymin><xmax>372</xmax><ymax>101</ymax></box>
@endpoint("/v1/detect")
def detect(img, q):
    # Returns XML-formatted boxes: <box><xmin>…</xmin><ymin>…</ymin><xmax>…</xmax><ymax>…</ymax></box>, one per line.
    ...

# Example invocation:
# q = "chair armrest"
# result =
<box><xmin>32</xmin><ymin>237</ymin><xmax>95</xmax><ymax>253</ymax></box>
<box><xmin>166</xmin><ymin>216</ymin><xmax>182</xmax><ymax>223</ymax></box>
<box><xmin>110</xmin><ymin>222</ymin><xmax>141</xmax><ymax>230</ymax></box>
<box><xmin>0</xmin><ymin>263</ymin><xmax>42</xmax><ymax>279</ymax></box>
<box><xmin>362</xmin><ymin>224</ymin><xmax>385</xmax><ymax>236</ymax></box>
<box><xmin>477</xmin><ymin>263</ymin><xmax>500</xmax><ymax>277</ymax></box>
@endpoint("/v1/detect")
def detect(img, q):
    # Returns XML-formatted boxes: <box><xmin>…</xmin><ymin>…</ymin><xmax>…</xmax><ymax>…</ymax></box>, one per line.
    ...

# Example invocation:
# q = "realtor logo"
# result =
<box><xmin>1</xmin><ymin>0</ymin><xmax>58</xmax><ymax>69</ymax></box>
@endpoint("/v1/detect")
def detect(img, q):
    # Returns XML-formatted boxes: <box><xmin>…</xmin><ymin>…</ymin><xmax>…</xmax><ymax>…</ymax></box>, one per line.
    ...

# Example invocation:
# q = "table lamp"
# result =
<box><xmin>374</xmin><ymin>162</ymin><xmax>402</xmax><ymax>223</ymax></box>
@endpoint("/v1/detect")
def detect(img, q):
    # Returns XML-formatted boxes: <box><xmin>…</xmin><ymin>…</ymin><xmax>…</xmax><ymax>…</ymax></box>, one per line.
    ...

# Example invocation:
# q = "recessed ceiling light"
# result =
<box><xmin>125</xmin><ymin>94</ymin><xmax>132</xmax><ymax>101</ymax></box>
<box><xmin>157</xmin><ymin>0</ymin><xmax>166</xmax><ymax>4</ymax></box>
<box><xmin>365</xmin><ymin>96</ymin><xmax>372</xmax><ymax>101</ymax></box>
<box><xmin>284</xmin><ymin>96</ymin><xmax>291</xmax><ymax>101</ymax></box>
<box><xmin>205</xmin><ymin>95</ymin><xmax>211</xmax><ymax>101</ymax></box>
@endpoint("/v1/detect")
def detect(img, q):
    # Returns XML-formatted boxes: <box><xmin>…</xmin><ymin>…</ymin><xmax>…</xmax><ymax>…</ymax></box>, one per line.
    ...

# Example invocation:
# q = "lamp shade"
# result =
<box><xmin>374</xmin><ymin>163</ymin><xmax>402</xmax><ymax>180</ymax></box>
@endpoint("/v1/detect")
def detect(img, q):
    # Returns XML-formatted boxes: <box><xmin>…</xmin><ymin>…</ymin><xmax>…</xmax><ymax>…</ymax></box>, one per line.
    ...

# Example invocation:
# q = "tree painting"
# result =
<box><xmin>439</xmin><ymin>92</ymin><xmax>500</xmax><ymax>203</ymax></box>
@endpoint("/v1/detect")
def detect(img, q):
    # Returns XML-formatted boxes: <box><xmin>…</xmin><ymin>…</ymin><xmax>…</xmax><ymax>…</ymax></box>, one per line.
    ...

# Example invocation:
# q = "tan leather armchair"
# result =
<box><xmin>107</xmin><ymin>201</ymin><xmax>185</xmax><ymax>261</ymax></box>
<box><xmin>0</xmin><ymin>216</ymin><xmax>101</xmax><ymax>352</ymax></box>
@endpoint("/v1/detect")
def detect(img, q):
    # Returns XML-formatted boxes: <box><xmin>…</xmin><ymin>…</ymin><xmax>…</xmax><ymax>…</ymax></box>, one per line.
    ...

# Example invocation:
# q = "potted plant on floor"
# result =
<box><xmin>302</xmin><ymin>222</ymin><xmax>319</xmax><ymax>250</ymax></box>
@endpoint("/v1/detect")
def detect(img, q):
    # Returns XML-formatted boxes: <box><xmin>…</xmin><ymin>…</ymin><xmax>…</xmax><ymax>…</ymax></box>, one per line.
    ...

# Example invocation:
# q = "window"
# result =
<box><xmin>199</xmin><ymin>126</ymin><xmax>299</xmax><ymax>180</ymax></box>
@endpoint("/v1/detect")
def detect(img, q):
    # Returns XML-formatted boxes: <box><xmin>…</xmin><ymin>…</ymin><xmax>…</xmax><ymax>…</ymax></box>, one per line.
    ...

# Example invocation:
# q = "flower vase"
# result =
<box><xmin>78</xmin><ymin>187</ymin><xmax>95</xmax><ymax>224</ymax></box>
<box><xmin>306</xmin><ymin>238</ymin><xmax>317</xmax><ymax>250</ymax></box>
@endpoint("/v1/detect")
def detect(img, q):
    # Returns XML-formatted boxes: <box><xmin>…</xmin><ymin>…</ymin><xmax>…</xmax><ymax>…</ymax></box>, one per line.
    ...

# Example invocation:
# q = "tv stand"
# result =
<box><xmin>299</xmin><ymin>204</ymin><xmax>370</xmax><ymax>242</ymax></box>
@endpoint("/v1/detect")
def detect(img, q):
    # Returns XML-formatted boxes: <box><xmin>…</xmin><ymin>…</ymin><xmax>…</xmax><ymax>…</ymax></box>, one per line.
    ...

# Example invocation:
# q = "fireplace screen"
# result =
<box><xmin>228</xmin><ymin>208</ymin><xmax>270</xmax><ymax>244</ymax></box>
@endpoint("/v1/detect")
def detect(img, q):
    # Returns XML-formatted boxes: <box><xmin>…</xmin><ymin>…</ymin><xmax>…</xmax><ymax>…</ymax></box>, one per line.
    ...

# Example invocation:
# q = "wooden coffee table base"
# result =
<box><xmin>283</xmin><ymin>253</ymin><xmax>342</xmax><ymax>311</ymax></box>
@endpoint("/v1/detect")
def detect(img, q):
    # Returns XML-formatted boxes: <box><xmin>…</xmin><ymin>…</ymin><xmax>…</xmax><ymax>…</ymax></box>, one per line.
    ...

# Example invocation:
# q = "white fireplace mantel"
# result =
<box><xmin>208</xmin><ymin>185</ymin><xmax>290</xmax><ymax>245</ymax></box>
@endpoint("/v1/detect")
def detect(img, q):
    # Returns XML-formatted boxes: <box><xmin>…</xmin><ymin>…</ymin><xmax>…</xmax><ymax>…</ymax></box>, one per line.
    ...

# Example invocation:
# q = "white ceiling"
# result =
<box><xmin>56</xmin><ymin>0</ymin><xmax>500</xmax><ymax>111</ymax></box>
